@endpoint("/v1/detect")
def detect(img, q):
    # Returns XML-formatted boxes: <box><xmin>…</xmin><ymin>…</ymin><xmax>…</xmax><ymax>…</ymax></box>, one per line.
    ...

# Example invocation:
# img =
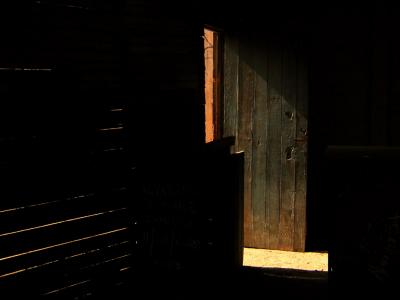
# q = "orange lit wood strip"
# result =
<box><xmin>42</xmin><ymin>280</ymin><xmax>92</xmax><ymax>296</ymax></box>
<box><xmin>0</xmin><ymin>208</ymin><xmax>127</xmax><ymax>237</ymax></box>
<box><xmin>0</xmin><ymin>228</ymin><xmax>128</xmax><ymax>262</ymax></box>
<box><xmin>0</xmin><ymin>240</ymin><xmax>131</xmax><ymax>278</ymax></box>
<box><xmin>98</xmin><ymin>126</ymin><xmax>124</xmax><ymax>131</ymax></box>
<box><xmin>0</xmin><ymin>193</ymin><xmax>95</xmax><ymax>214</ymax></box>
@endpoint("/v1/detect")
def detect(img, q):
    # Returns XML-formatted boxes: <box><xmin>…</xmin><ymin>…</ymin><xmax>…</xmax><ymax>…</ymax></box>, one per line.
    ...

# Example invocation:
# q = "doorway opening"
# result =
<box><xmin>219</xmin><ymin>33</ymin><xmax>329</xmax><ymax>273</ymax></box>
<box><xmin>203</xmin><ymin>27</ymin><xmax>222</xmax><ymax>143</ymax></box>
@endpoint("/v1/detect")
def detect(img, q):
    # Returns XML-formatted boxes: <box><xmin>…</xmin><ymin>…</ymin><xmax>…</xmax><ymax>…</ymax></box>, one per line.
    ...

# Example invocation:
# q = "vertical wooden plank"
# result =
<box><xmin>225</xmin><ymin>33</ymin><xmax>308</xmax><ymax>251</ymax></box>
<box><xmin>251</xmin><ymin>39</ymin><xmax>269</xmax><ymax>249</ymax></box>
<box><xmin>294</xmin><ymin>45</ymin><xmax>308</xmax><ymax>252</ymax></box>
<box><xmin>223</xmin><ymin>35</ymin><xmax>239</xmax><ymax>152</ymax></box>
<box><xmin>213</xmin><ymin>31</ymin><xmax>223</xmax><ymax>140</ymax></box>
<box><xmin>266</xmin><ymin>39</ymin><xmax>282</xmax><ymax>250</ymax></box>
<box><xmin>232</xmin><ymin>152</ymin><xmax>244</xmax><ymax>267</ymax></box>
<box><xmin>279</xmin><ymin>42</ymin><xmax>297</xmax><ymax>251</ymax></box>
<box><xmin>237</xmin><ymin>36</ymin><xmax>255</xmax><ymax>247</ymax></box>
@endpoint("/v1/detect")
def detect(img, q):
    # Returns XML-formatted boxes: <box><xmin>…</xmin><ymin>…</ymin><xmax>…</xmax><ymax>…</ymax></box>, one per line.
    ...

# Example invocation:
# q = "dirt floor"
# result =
<box><xmin>243</xmin><ymin>248</ymin><xmax>328</xmax><ymax>271</ymax></box>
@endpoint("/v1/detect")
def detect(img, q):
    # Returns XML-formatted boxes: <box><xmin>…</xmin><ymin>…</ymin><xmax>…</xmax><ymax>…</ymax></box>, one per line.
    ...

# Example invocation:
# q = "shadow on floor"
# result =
<box><xmin>110</xmin><ymin>266</ymin><xmax>329</xmax><ymax>300</ymax></box>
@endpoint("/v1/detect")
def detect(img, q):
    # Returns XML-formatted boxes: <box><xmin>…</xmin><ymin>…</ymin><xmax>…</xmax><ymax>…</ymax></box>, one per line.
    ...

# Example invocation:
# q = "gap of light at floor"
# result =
<box><xmin>243</xmin><ymin>248</ymin><xmax>328</xmax><ymax>271</ymax></box>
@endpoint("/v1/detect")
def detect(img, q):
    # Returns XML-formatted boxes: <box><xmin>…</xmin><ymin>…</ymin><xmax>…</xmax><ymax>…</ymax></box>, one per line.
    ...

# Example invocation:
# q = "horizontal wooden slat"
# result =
<box><xmin>2</xmin><ymin>254</ymin><xmax>132</xmax><ymax>299</ymax></box>
<box><xmin>43</xmin><ymin>280</ymin><xmax>94</xmax><ymax>299</ymax></box>
<box><xmin>0</xmin><ymin>227</ymin><xmax>133</xmax><ymax>295</ymax></box>
<box><xmin>0</xmin><ymin>186</ymin><xmax>127</xmax><ymax>212</ymax></box>
<box><xmin>0</xmin><ymin>227</ymin><xmax>131</xmax><ymax>276</ymax></box>
<box><xmin>0</xmin><ymin>208</ymin><xmax>130</xmax><ymax>259</ymax></box>
<box><xmin>39</xmin><ymin>254</ymin><xmax>132</xmax><ymax>297</ymax></box>
<box><xmin>0</xmin><ymin>239</ymin><xmax>131</xmax><ymax>279</ymax></box>
<box><xmin>0</xmin><ymin>207</ymin><xmax>128</xmax><ymax>239</ymax></box>
<box><xmin>41</xmin><ymin>258</ymin><xmax>132</xmax><ymax>299</ymax></box>
<box><xmin>0</xmin><ymin>0</ymin><xmax>136</xmax><ymax>299</ymax></box>
<box><xmin>0</xmin><ymin>193</ymin><xmax>96</xmax><ymax>218</ymax></box>
<box><xmin>34</xmin><ymin>0</ymin><xmax>124</xmax><ymax>13</ymax></box>
<box><xmin>5</xmin><ymin>241</ymin><xmax>131</xmax><ymax>279</ymax></box>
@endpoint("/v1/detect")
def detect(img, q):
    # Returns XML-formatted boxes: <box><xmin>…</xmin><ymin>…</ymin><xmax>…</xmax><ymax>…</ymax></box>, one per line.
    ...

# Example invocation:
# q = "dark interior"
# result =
<box><xmin>1</xmin><ymin>1</ymin><xmax>399</xmax><ymax>299</ymax></box>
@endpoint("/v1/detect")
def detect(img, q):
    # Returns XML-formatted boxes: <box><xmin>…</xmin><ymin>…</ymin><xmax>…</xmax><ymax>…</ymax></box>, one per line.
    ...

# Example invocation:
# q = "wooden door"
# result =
<box><xmin>223</xmin><ymin>33</ymin><xmax>308</xmax><ymax>251</ymax></box>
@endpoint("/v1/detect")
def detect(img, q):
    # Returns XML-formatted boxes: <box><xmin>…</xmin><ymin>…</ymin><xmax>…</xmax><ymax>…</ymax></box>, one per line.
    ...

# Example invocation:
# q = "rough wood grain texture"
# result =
<box><xmin>213</xmin><ymin>31</ymin><xmax>223</xmax><ymax>140</ymax></box>
<box><xmin>224</xmin><ymin>35</ymin><xmax>308</xmax><ymax>251</ymax></box>
<box><xmin>294</xmin><ymin>49</ymin><xmax>308</xmax><ymax>251</ymax></box>
<box><xmin>238</xmin><ymin>37</ymin><xmax>255</xmax><ymax>247</ymax></box>
<box><xmin>251</xmin><ymin>40</ymin><xmax>268</xmax><ymax>249</ymax></box>
<box><xmin>279</xmin><ymin>42</ymin><xmax>297</xmax><ymax>251</ymax></box>
<box><xmin>223</xmin><ymin>35</ymin><xmax>239</xmax><ymax>152</ymax></box>
<box><xmin>266</xmin><ymin>40</ymin><xmax>283</xmax><ymax>250</ymax></box>
<box><xmin>233</xmin><ymin>152</ymin><xmax>245</xmax><ymax>267</ymax></box>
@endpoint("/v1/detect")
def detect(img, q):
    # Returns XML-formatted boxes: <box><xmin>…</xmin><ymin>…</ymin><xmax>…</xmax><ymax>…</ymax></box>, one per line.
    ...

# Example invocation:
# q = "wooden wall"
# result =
<box><xmin>219</xmin><ymin>0</ymin><xmax>400</xmax><ymax>252</ymax></box>
<box><xmin>223</xmin><ymin>32</ymin><xmax>308</xmax><ymax>251</ymax></box>
<box><xmin>0</xmin><ymin>0</ymin><xmax>208</xmax><ymax>298</ymax></box>
<box><xmin>0</xmin><ymin>1</ymin><xmax>133</xmax><ymax>298</ymax></box>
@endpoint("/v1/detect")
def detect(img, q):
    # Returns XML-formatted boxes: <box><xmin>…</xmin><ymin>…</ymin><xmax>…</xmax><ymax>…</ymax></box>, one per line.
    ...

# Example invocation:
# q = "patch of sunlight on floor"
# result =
<box><xmin>243</xmin><ymin>248</ymin><xmax>328</xmax><ymax>272</ymax></box>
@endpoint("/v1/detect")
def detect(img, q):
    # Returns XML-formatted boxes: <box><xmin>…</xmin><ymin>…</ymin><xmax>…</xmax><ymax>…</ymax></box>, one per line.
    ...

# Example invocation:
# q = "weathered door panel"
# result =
<box><xmin>224</xmin><ymin>33</ymin><xmax>308</xmax><ymax>251</ymax></box>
